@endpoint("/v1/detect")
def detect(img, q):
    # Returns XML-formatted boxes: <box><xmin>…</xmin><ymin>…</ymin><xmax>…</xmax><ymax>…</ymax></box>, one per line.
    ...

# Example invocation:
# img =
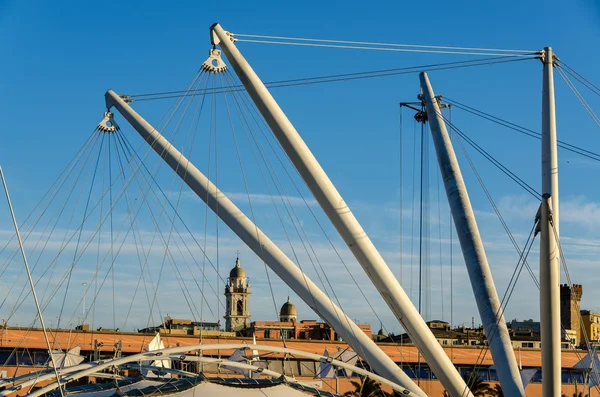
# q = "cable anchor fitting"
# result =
<box><xmin>201</xmin><ymin>49</ymin><xmax>228</xmax><ymax>74</ymax></box>
<box><xmin>97</xmin><ymin>111</ymin><xmax>120</xmax><ymax>133</ymax></box>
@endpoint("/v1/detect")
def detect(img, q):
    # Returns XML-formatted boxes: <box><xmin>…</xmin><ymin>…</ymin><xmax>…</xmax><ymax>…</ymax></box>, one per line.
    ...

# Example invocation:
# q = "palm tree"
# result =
<box><xmin>490</xmin><ymin>384</ymin><xmax>503</xmax><ymax>397</ymax></box>
<box><xmin>442</xmin><ymin>372</ymin><xmax>492</xmax><ymax>397</ymax></box>
<box><xmin>344</xmin><ymin>376</ymin><xmax>386</xmax><ymax>397</ymax></box>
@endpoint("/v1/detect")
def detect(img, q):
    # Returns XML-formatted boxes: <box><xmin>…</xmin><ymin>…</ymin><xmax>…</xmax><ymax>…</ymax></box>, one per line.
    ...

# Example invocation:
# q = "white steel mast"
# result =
<box><xmin>540</xmin><ymin>46</ymin><xmax>561</xmax><ymax>397</ymax></box>
<box><xmin>419</xmin><ymin>72</ymin><xmax>525</xmax><ymax>397</ymax></box>
<box><xmin>104</xmin><ymin>90</ymin><xmax>426</xmax><ymax>397</ymax></box>
<box><xmin>210</xmin><ymin>23</ymin><xmax>473</xmax><ymax>397</ymax></box>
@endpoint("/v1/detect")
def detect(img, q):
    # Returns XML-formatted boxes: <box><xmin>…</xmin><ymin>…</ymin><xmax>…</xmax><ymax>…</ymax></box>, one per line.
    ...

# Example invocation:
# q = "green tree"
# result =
<box><xmin>344</xmin><ymin>377</ymin><xmax>386</xmax><ymax>397</ymax></box>
<box><xmin>490</xmin><ymin>384</ymin><xmax>503</xmax><ymax>397</ymax></box>
<box><xmin>442</xmin><ymin>372</ymin><xmax>492</xmax><ymax>397</ymax></box>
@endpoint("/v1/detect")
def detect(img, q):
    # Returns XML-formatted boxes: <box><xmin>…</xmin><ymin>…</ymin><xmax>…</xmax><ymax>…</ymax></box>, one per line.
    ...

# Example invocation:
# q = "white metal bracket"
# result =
<box><xmin>201</xmin><ymin>49</ymin><xmax>228</xmax><ymax>73</ymax></box>
<box><xmin>97</xmin><ymin>111</ymin><xmax>120</xmax><ymax>133</ymax></box>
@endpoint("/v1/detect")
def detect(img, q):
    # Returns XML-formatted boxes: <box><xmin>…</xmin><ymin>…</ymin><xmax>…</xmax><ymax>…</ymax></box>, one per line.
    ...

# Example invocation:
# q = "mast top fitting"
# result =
<box><xmin>201</xmin><ymin>49</ymin><xmax>228</xmax><ymax>73</ymax></box>
<box><xmin>97</xmin><ymin>111</ymin><xmax>120</xmax><ymax>133</ymax></box>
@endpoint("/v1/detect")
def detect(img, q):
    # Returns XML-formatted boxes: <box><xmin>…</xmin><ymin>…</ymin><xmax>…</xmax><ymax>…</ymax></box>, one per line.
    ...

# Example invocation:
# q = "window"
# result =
<box><xmin>236</xmin><ymin>300</ymin><xmax>244</xmax><ymax>315</ymax></box>
<box><xmin>522</xmin><ymin>342</ymin><xmax>534</xmax><ymax>348</ymax></box>
<box><xmin>264</xmin><ymin>329</ymin><xmax>271</xmax><ymax>338</ymax></box>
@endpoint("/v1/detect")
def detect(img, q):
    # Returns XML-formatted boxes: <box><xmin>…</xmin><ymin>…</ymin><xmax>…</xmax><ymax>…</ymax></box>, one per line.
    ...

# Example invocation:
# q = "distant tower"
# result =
<box><xmin>560</xmin><ymin>283</ymin><xmax>583</xmax><ymax>333</ymax></box>
<box><xmin>224</xmin><ymin>257</ymin><xmax>251</xmax><ymax>332</ymax></box>
<box><xmin>279</xmin><ymin>297</ymin><xmax>297</xmax><ymax>323</ymax></box>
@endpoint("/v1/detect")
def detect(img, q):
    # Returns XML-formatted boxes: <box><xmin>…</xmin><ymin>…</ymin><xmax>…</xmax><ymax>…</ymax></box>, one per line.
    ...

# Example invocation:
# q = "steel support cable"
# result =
<box><xmin>228</xmin><ymin>76</ymin><xmax>420</xmax><ymax>376</ymax></box>
<box><xmin>435</xmin><ymin>134</ymin><xmax>445</xmax><ymax>322</ymax></box>
<box><xmin>13</xmin><ymin>87</ymin><xmax>199</xmax><ymax>320</ymax></box>
<box><xmin>552</xmin><ymin>226</ymin><xmax>600</xmax><ymax>395</ymax></box>
<box><xmin>221</xmin><ymin>71</ymin><xmax>322</xmax><ymax>323</ymax></box>
<box><xmin>223</xmin><ymin>71</ymin><xmax>360</xmax><ymax>353</ymax></box>
<box><xmin>70</xmin><ymin>132</ymin><xmax>207</xmax><ymax>333</ymax></box>
<box><xmin>429</xmin><ymin>107</ymin><xmax>542</xmax><ymax>379</ymax></box>
<box><xmin>0</xmin><ymin>168</ymin><xmax>66</xmax><ymax>397</ymax></box>
<box><xmin>128</xmin><ymin>57</ymin><xmax>536</xmax><ymax>102</ymax></box>
<box><xmin>0</xmin><ymin>132</ymin><xmax>102</xmax><ymax>317</ymax></box>
<box><xmin>128</xmin><ymin>57</ymin><xmax>527</xmax><ymax>98</ymax></box>
<box><xmin>556</xmin><ymin>66</ymin><xmax>600</xmax><ymax>129</ymax></box>
<box><xmin>557</xmin><ymin>61</ymin><xmax>600</xmax><ymax>98</ymax></box>
<box><xmin>234</xmin><ymin>38</ymin><xmax>538</xmax><ymax>58</ymax></box>
<box><xmin>443</xmin><ymin>97</ymin><xmax>600</xmax><ymax>162</ymax></box>
<box><xmin>0</xmin><ymin>131</ymin><xmax>100</xmax><ymax>278</ymax></box>
<box><xmin>10</xmin><ymin>71</ymin><xmax>210</xmax><ymax>333</ymax></box>
<box><xmin>133</xmin><ymin>72</ymin><xmax>213</xmax><ymax>329</ymax></box>
<box><xmin>109</xmin><ymin>133</ymin><xmax>159</xmax><ymax>331</ymax></box>
<box><xmin>233</xmin><ymin>33</ymin><xmax>537</xmax><ymax>54</ymax></box>
<box><xmin>440</xmin><ymin>114</ymin><xmax>540</xmax><ymax>200</ymax></box>
<box><xmin>220</xmin><ymin>72</ymin><xmax>302</xmax><ymax>353</ymax></box>
<box><xmin>4</xmin><ymin>69</ymin><xmax>209</xmax><ymax>346</ymax></box>
<box><xmin>0</xmin><ymin>131</ymin><xmax>102</xmax><ymax>296</ymax></box>
<box><xmin>139</xmin><ymin>72</ymin><xmax>210</xmax><ymax>338</ymax></box>
<box><xmin>221</xmin><ymin>72</ymin><xmax>304</xmax><ymax>357</ymax></box>
<box><xmin>226</xmin><ymin>74</ymin><xmax>418</xmax><ymax>375</ymax></box>
<box><xmin>113</xmin><ymin>93</ymin><xmax>222</xmax><ymax>325</ymax></box>
<box><xmin>108</xmin><ymin>133</ymin><xmax>116</xmax><ymax>334</ymax></box>
<box><xmin>440</xmin><ymin>114</ymin><xmax>540</xmax><ymax>285</ymax></box>
<box><xmin>116</xmin><ymin>131</ymin><xmax>228</xmax><ymax>302</ymax></box>
<box><xmin>4</xmin><ymin>131</ymin><xmax>106</xmax><ymax>332</ymax></box>
<box><xmin>115</xmin><ymin>129</ymin><xmax>226</xmax><ymax>311</ymax></box>
<box><xmin>114</xmin><ymin>128</ymin><xmax>215</xmax><ymax>326</ymax></box>
<box><xmin>451</xmin><ymin>125</ymin><xmax>539</xmax><ymax>375</ymax></box>
<box><xmin>211</xmin><ymin>73</ymin><xmax>221</xmax><ymax>331</ymax></box>
<box><xmin>55</xmin><ymin>131</ymin><xmax>107</xmax><ymax>332</ymax></box>
<box><xmin>399</xmin><ymin>106</ymin><xmax>404</xmax><ymax>286</ymax></box>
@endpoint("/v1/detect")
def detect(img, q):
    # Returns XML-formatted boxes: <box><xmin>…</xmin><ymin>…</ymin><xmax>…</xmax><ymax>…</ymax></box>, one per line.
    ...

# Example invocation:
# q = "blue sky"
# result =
<box><xmin>1</xmin><ymin>1</ymin><xmax>600</xmax><ymax>336</ymax></box>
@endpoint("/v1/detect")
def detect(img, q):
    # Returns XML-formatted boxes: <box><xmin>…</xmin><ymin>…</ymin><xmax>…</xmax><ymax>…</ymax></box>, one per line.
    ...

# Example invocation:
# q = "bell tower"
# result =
<box><xmin>224</xmin><ymin>256</ymin><xmax>251</xmax><ymax>332</ymax></box>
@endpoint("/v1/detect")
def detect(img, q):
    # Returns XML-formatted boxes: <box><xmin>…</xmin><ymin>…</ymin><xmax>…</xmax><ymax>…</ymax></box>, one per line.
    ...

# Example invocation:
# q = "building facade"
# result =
<box><xmin>580</xmin><ymin>310</ymin><xmax>600</xmax><ymax>344</ymax></box>
<box><xmin>224</xmin><ymin>257</ymin><xmax>251</xmax><ymax>332</ymax></box>
<box><xmin>560</xmin><ymin>283</ymin><xmax>582</xmax><ymax>346</ymax></box>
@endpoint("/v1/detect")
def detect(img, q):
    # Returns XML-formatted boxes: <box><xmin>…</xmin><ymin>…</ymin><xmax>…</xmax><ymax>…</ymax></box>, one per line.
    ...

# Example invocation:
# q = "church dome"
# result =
<box><xmin>280</xmin><ymin>297</ymin><xmax>297</xmax><ymax>317</ymax></box>
<box><xmin>229</xmin><ymin>257</ymin><xmax>246</xmax><ymax>278</ymax></box>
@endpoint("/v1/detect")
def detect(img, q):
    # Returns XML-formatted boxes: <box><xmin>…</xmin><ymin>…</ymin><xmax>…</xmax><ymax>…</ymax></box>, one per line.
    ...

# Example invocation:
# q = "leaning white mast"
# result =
<box><xmin>210</xmin><ymin>23</ymin><xmax>473</xmax><ymax>397</ymax></box>
<box><xmin>539</xmin><ymin>46</ymin><xmax>561</xmax><ymax>397</ymax></box>
<box><xmin>419</xmin><ymin>72</ymin><xmax>525</xmax><ymax>397</ymax></box>
<box><xmin>104</xmin><ymin>90</ymin><xmax>426</xmax><ymax>397</ymax></box>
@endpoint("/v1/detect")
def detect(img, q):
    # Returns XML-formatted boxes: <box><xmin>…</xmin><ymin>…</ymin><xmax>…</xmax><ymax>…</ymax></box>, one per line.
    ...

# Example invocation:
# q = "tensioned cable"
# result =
<box><xmin>116</xmin><ymin>131</ymin><xmax>226</xmax><ymax>311</ymax></box>
<box><xmin>226</xmin><ymin>72</ymin><xmax>418</xmax><ymax>374</ymax></box>
<box><xmin>10</xmin><ymin>69</ymin><xmax>209</xmax><ymax>335</ymax></box>
<box><xmin>234</xmin><ymin>38</ymin><xmax>538</xmax><ymax>58</ymax></box>
<box><xmin>224</xmin><ymin>69</ymin><xmax>377</xmax><ymax>358</ymax></box>
<box><xmin>0</xmin><ymin>167</ymin><xmax>65</xmax><ymax>397</ymax></box>
<box><xmin>2</xmin><ymin>67</ymin><xmax>207</xmax><ymax>367</ymax></box>
<box><xmin>441</xmin><ymin>113</ymin><xmax>539</xmax><ymax>285</ymax></box>
<box><xmin>128</xmin><ymin>56</ymin><xmax>536</xmax><ymax>101</ymax></box>
<box><xmin>553</xmin><ymin>226</ymin><xmax>600</xmax><ymax>395</ymax></box>
<box><xmin>443</xmin><ymin>96</ymin><xmax>600</xmax><ymax>162</ymax></box>
<box><xmin>440</xmin><ymin>115</ymin><xmax>540</xmax><ymax>200</ymax></box>
<box><xmin>449</xmin><ymin>118</ymin><xmax>539</xmax><ymax>377</ymax></box>
<box><xmin>557</xmin><ymin>60</ymin><xmax>600</xmax><ymax>98</ymax></box>
<box><xmin>233</xmin><ymin>33</ymin><xmax>537</xmax><ymax>54</ymax></box>
<box><xmin>556</xmin><ymin>65</ymin><xmax>600</xmax><ymax>129</ymax></box>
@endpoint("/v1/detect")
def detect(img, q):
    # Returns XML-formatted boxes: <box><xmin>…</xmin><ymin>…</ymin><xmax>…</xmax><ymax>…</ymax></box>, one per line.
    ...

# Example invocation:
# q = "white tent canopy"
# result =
<box><xmin>49</xmin><ymin>346</ymin><xmax>85</xmax><ymax>368</ymax></box>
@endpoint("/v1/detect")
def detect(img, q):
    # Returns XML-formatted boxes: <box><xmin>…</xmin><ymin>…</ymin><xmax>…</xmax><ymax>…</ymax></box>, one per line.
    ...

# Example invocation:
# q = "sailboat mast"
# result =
<box><xmin>540</xmin><ymin>46</ymin><xmax>561</xmax><ymax>397</ymax></box>
<box><xmin>419</xmin><ymin>72</ymin><xmax>525</xmax><ymax>397</ymax></box>
<box><xmin>210</xmin><ymin>23</ymin><xmax>474</xmax><ymax>397</ymax></box>
<box><xmin>104</xmin><ymin>90</ymin><xmax>426</xmax><ymax>397</ymax></box>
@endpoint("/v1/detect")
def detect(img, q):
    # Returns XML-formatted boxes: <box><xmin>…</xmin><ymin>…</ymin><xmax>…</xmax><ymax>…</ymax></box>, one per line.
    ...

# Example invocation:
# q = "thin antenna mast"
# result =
<box><xmin>0</xmin><ymin>167</ymin><xmax>65</xmax><ymax>395</ymax></box>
